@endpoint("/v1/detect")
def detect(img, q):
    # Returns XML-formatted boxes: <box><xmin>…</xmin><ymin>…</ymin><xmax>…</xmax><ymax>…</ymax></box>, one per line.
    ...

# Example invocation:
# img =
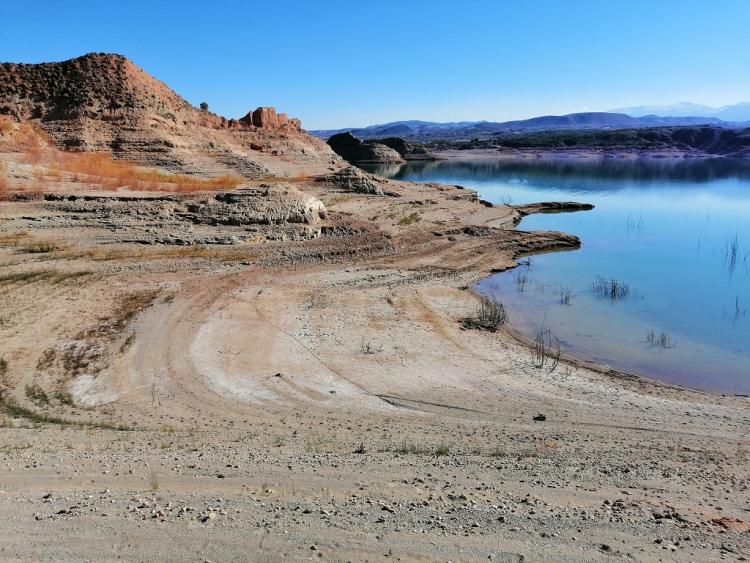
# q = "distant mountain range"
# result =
<box><xmin>310</xmin><ymin>103</ymin><xmax>750</xmax><ymax>141</ymax></box>
<box><xmin>612</xmin><ymin>102</ymin><xmax>750</xmax><ymax>122</ymax></box>
<box><xmin>311</xmin><ymin>112</ymin><xmax>746</xmax><ymax>142</ymax></box>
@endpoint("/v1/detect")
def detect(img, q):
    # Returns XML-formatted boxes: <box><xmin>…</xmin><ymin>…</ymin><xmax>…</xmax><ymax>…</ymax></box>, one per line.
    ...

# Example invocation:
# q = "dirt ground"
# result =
<box><xmin>0</xmin><ymin>150</ymin><xmax>748</xmax><ymax>562</ymax></box>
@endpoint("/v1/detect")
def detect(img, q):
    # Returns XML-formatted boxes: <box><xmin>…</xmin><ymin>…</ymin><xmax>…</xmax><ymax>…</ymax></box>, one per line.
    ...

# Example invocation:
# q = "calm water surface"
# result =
<box><xmin>365</xmin><ymin>158</ymin><xmax>750</xmax><ymax>395</ymax></box>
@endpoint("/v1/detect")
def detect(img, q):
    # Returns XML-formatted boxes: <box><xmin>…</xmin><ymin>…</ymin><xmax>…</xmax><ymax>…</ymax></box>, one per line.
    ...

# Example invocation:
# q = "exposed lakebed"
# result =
<box><xmin>365</xmin><ymin>157</ymin><xmax>750</xmax><ymax>395</ymax></box>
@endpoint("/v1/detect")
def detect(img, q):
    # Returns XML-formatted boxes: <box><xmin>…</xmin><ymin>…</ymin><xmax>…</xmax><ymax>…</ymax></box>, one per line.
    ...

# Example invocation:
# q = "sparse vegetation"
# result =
<box><xmin>0</xmin><ymin>357</ymin><xmax>9</xmax><ymax>396</ymax></box>
<box><xmin>0</xmin><ymin>116</ymin><xmax>13</xmax><ymax>135</ymax></box>
<box><xmin>149</xmin><ymin>471</ymin><xmax>161</xmax><ymax>492</ymax></box>
<box><xmin>323</xmin><ymin>194</ymin><xmax>353</xmax><ymax>207</ymax></box>
<box><xmin>24</xmin><ymin>383</ymin><xmax>49</xmax><ymax>405</ymax></box>
<box><xmin>515</xmin><ymin>270</ymin><xmax>529</xmax><ymax>292</ymax></box>
<box><xmin>21</xmin><ymin>242</ymin><xmax>61</xmax><ymax>254</ymax></box>
<box><xmin>533</xmin><ymin>413</ymin><xmax>547</xmax><ymax>422</ymax></box>
<box><xmin>54</xmin><ymin>388</ymin><xmax>75</xmax><ymax>406</ymax></box>
<box><xmin>48</xmin><ymin>152</ymin><xmax>242</xmax><ymax>192</ymax></box>
<box><xmin>0</xmin><ymin>394</ymin><xmax>133</xmax><ymax>430</ymax></box>
<box><xmin>462</xmin><ymin>296</ymin><xmax>507</xmax><ymax>332</ymax></box>
<box><xmin>592</xmin><ymin>276</ymin><xmax>631</xmax><ymax>300</ymax></box>
<box><xmin>724</xmin><ymin>234</ymin><xmax>740</xmax><ymax>273</ymax></box>
<box><xmin>388</xmin><ymin>443</ymin><xmax>427</xmax><ymax>455</ymax></box>
<box><xmin>199</xmin><ymin>101</ymin><xmax>209</xmax><ymax>112</ymax></box>
<box><xmin>360</xmin><ymin>340</ymin><xmax>383</xmax><ymax>355</ymax></box>
<box><xmin>80</xmin><ymin>289</ymin><xmax>161</xmax><ymax>340</ymax></box>
<box><xmin>434</xmin><ymin>444</ymin><xmax>450</xmax><ymax>456</ymax></box>
<box><xmin>397</xmin><ymin>211</ymin><xmax>422</xmax><ymax>225</ymax></box>
<box><xmin>646</xmin><ymin>330</ymin><xmax>678</xmax><ymax>349</ymax></box>
<box><xmin>0</xmin><ymin>172</ymin><xmax>9</xmax><ymax>199</ymax></box>
<box><xmin>559</xmin><ymin>286</ymin><xmax>574</xmax><ymax>305</ymax></box>
<box><xmin>0</xmin><ymin>270</ymin><xmax>55</xmax><ymax>285</ymax></box>
<box><xmin>389</xmin><ymin>442</ymin><xmax>451</xmax><ymax>456</ymax></box>
<box><xmin>531</xmin><ymin>323</ymin><xmax>561</xmax><ymax>372</ymax></box>
<box><xmin>6</xmin><ymin>144</ymin><xmax>242</xmax><ymax>193</ymax></box>
<box><xmin>0</xmin><ymin>397</ymin><xmax>70</xmax><ymax>426</ymax></box>
<box><xmin>0</xmin><ymin>232</ymin><xmax>30</xmax><ymax>246</ymax></box>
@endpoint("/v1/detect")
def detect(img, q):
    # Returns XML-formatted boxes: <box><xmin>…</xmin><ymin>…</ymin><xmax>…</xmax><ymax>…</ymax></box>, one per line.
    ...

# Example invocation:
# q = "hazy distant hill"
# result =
<box><xmin>613</xmin><ymin>102</ymin><xmax>750</xmax><ymax>123</ymax></box>
<box><xmin>487</xmin><ymin>126</ymin><xmax>750</xmax><ymax>157</ymax></box>
<box><xmin>312</xmin><ymin>112</ymin><xmax>729</xmax><ymax>141</ymax></box>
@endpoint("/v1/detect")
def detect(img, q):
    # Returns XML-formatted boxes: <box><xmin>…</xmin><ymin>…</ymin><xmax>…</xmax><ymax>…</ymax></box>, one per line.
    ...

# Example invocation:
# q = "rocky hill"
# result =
<box><xmin>326</xmin><ymin>132</ymin><xmax>440</xmax><ymax>164</ymax></box>
<box><xmin>327</xmin><ymin>132</ymin><xmax>405</xmax><ymax>164</ymax></box>
<box><xmin>0</xmin><ymin>53</ymin><xmax>338</xmax><ymax>178</ymax></box>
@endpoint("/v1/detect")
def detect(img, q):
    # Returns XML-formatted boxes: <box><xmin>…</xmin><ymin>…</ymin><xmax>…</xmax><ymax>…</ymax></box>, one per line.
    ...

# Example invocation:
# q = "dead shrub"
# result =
<box><xmin>531</xmin><ymin>324</ymin><xmax>561</xmax><ymax>372</ymax></box>
<box><xmin>462</xmin><ymin>296</ymin><xmax>507</xmax><ymax>332</ymax></box>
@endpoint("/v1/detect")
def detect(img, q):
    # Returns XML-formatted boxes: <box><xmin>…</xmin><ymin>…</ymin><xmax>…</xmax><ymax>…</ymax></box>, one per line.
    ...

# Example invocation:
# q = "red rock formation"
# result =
<box><xmin>239</xmin><ymin>107</ymin><xmax>301</xmax><ymax>131</ymax></box>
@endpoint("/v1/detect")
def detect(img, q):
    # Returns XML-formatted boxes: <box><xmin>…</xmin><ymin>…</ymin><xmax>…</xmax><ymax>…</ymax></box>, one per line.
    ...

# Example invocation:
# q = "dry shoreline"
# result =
<box><xmin>0</xmin><ymin>152</ymin><xmax>748</xmax><ymax>561</ymax></box>
<box><xmin>386</xmin><ymin>148</ymin><xmax>744</xmax><ymax>398</ymax></box>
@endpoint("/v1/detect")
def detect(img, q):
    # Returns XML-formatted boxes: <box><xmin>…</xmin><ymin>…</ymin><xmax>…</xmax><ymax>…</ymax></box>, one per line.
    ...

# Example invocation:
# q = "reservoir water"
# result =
<box><xmin>365</xmin><ymin>157</ymin><xmax>750</xmax><ymax>395</ymax></box>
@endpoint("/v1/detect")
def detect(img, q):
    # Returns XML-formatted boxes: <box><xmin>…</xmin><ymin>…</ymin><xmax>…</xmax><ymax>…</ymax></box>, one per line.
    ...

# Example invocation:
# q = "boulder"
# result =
<box><xmin>188</xmin><ymin>184</ymin><xmax>327</xmax><ymax>226</ymax></box>
<box><xmin>327</xmin><ymin>166</ymin><xmax>384</xmax><ymax>195</ymax></box>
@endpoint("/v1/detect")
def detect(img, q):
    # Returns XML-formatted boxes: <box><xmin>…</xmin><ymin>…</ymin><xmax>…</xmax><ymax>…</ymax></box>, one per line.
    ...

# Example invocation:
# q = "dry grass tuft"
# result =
<box><xmin>80</xmin><ymin>289</ymin><xmax>162</xmax><ymax>340</ymax></box>
<box><xmin>0</xmin><ymin>176</ymin><xmax>9</xmax><ymax>200</ymax></box>
<box><xmin>0</xmin><ymin>160</ymin><xmax>9</xmax><ymax>199</ymax></box>
<box><xmin>19</xmin><ymin>241</ymin><xmax>65</xmax><ymax>254</ymax></box>
<box><xmin>0</xmin><ymin>119</ymin><xmax>50</xmax><ymax>154</ymax></box>
<box><xmin>0</xmin><ymin>232</ymin><xmax>31</xmax><ymax>247</ymax></box>
<box><xmin>398</xmin><ymin>211</ymin><xmax>422</xmax><ymax>225</ymax></box>
<box><xmin>28</xmin><ymin>150</ymin><xmax>243</xmax><ymax>193</ymax></box>
<box><xmin>0</xmin><ymin>118</ymin><xmax>242</xmax><ymax>193</ymax></box>
<box><xmin>0</xmin><ymin>117</ymin><xmax>13</xmax><ymax>136</ymax></box>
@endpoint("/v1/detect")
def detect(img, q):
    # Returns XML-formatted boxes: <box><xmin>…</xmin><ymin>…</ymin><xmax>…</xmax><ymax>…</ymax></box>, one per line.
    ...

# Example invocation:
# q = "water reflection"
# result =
<box><xmin>367</xmin><ymin>156</ymin><xmax>750</xmax><ymax>395</ymax></box>
<box><xmin>363</xmin><ymin>156</ymin><xmax>750</xmax><ymax>189</ymax></box>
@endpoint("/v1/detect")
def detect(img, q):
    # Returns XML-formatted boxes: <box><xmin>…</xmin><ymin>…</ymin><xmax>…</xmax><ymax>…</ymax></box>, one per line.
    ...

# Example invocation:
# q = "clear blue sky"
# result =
<box><xmin>2</xmin><ymin>0</ymin><xmax>748</xmax><ymax>129</ymax></box>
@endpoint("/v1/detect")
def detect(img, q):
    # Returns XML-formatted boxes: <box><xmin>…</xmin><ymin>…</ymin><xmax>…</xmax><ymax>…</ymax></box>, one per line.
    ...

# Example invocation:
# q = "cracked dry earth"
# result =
<box><xmin>0</xmin><ymin>172</ymin><xmax>748</xmax><ymax>562</ymax></box>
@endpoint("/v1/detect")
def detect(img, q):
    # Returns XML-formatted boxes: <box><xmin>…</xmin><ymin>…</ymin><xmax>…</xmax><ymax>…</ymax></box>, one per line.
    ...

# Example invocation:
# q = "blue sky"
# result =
<box><xmin>1</xmin><ymin>1</ymin><xmax>748</xmax><ymax>129</ymax></box>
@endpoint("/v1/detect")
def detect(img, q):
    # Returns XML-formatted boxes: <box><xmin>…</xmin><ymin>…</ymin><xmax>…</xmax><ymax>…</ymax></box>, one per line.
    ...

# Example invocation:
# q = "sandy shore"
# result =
<box><xmin>0</xmin><ymin>155</ymin><xmax>748</xmax><ymax>560</ymax></box>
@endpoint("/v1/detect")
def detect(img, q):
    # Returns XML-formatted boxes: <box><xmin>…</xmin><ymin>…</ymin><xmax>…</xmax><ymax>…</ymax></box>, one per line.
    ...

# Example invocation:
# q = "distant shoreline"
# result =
<box><xmin>434</xmin><ymin>147</ymin><xmax>743</xmax><ymax>160</ymax></box>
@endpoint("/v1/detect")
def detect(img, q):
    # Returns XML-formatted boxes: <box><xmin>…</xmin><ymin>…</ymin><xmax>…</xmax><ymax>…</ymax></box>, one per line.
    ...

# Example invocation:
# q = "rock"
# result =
<box><xmin>514</xmin><ymin>202</ymin><xmax>595</xmax><ymax>217</ymax></box>
<box><xmin>201</xmin><ymin>185</ymin><xmax>327</xmax><ymax>225</ymax></box>
<box><xmin>326</xmin><ymin>166</ymin><xmax>383</xmax><ymax>195</ymax></box>
<box><xmin>370</xmin><ymin>137</ymin><xmax>439</xmax><ymax>160</ymax></box>
<box><xmin>327</xmin><ymin>132</ymin><xmax>404</xmax><ymax>164</ymax></box>
<box><xmin>239</xmin><ymin>107</ymin><xmax>302</xmax><ymax>132</ymax></box>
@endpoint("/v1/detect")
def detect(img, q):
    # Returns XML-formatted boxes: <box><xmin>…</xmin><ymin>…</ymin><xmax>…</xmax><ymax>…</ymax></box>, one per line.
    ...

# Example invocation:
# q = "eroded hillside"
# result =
<box><xmin>0</xmin><ymin>53</ymin><xmax>338</xmax><ymax>177</ymax></box>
